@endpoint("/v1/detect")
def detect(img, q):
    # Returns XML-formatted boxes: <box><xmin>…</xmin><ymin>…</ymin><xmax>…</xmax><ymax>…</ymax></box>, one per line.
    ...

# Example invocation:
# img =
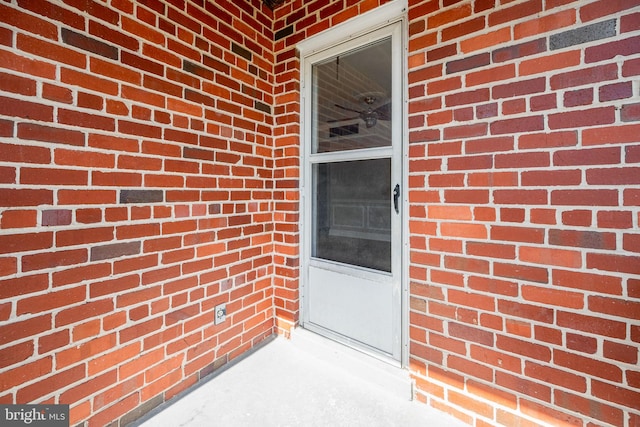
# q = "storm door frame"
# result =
<box><xmin>297</xmin><ymin>0</ymin><xmax>409</xmax><ymax>367</ymax></box>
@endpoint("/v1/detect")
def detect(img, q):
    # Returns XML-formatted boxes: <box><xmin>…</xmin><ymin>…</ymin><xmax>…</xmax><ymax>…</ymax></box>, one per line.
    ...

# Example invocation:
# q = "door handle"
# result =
<box><xmin>393</xmin><ymin>184</ymin><xmax>400</xmax><ymax>214</ymax></box>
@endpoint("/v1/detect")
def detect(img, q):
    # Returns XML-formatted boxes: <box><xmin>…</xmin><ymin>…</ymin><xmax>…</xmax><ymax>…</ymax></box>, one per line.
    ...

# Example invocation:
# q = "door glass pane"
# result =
<box><xmin>312</xmin><ymin>158</ymin><xmax>391</xmax><ymax>272</ymax></box>
<box><xmin>312</xmin><ymin>37</ymin><xmax>392</xmax><ymax>153</ymax></box>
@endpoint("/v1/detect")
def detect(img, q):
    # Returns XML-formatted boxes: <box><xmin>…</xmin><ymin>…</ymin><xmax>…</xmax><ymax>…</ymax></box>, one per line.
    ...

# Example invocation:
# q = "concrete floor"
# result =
<box><xmin>134</xmin><ymin>329</ymin><xmax>468</xmax><ymax>427</ymax></box>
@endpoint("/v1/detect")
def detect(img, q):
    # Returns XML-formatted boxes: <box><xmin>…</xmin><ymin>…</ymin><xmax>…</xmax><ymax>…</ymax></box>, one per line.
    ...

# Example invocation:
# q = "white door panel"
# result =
<box><xmin>308</xmin><ymin>265</ymin><xmax>393</xmax><ymax>354</ymax></box>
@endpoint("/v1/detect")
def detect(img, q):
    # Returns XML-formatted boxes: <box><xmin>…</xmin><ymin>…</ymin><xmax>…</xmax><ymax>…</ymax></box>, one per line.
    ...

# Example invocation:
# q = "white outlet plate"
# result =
<box><xmin>215</xmin><ymin>303</ymin><xmax>226</xmax><ymax>325</ymax></box>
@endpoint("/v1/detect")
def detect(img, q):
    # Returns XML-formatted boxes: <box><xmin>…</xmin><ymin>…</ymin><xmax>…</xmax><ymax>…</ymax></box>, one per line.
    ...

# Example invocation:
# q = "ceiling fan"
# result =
<box><xmin>328</xmin><ymin>95</ymin><xmax>391</xmax><ymax>128</ymax></box>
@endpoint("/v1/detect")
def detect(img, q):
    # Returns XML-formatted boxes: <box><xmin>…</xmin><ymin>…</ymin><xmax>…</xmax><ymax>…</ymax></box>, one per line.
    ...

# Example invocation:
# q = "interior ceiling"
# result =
<box><xmin>316</xmin><ymin>38</ymin><xmax>392</xmax><ymax>124</ymax></box>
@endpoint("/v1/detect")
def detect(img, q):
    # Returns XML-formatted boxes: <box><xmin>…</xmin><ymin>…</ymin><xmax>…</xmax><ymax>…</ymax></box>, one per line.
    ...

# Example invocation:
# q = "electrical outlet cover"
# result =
<box><xmin>215</xmin><ymin>303</ymin><xmax>226</xmax><ymax>325</ymax></box>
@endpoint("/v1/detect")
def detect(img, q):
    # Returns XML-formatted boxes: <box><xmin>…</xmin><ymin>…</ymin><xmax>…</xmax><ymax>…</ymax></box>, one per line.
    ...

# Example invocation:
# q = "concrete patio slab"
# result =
<box><xmin>133</xmin><ymin>329</ymin><xmax>468</xmax><ymax>427</ymax></box>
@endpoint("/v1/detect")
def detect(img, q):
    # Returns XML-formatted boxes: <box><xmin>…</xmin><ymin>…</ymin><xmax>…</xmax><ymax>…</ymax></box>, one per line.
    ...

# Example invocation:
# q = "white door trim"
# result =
<box><xmin>297</xmin><ymin>0</ymin><xmax>407</xmax><ymax>57</ymax></box>
<box><xmin>297</xmin><ymin>1</ymin><xmax>409</xmax><ymax>367</ymax></box>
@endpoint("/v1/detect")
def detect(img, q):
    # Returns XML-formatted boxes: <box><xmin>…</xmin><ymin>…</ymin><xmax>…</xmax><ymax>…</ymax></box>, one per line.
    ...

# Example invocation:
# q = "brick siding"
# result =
<box><xmin>401</xmin><ymin>0</ymin><xmax>640</xmax><ymax>425</ymax></box>
<box><xmin>1</xmin><ymin>0</ymin><xmax>639</xmax><ymax>426</ymax></box>
<box><xmin>0</xmin><ymin>1</ymin><xmax>276</xmax><ymax>425</ymax></box>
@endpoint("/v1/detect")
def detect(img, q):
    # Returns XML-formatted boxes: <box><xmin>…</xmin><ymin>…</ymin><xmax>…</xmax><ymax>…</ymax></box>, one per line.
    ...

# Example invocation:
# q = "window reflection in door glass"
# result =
<box><xmin>312</xmin><ymin>158</ymin><xmax>391</xmax><ymax>272</ymax></box>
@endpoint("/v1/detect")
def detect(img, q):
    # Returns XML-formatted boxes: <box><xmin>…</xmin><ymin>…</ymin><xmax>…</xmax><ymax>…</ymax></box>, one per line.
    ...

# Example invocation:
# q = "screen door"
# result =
<box><xmin>302</xmin><ymin>22</ymin><xmax>403</xmax><ymax>362</ymax></box>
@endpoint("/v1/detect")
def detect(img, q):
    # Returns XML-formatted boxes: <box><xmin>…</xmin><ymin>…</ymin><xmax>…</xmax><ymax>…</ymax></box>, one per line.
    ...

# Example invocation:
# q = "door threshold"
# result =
<box><xmin>303</xmin><ymin>322</ymin><xmax>400</xmax><ymax>366</ymax></box>
<box><xmin>291</xmin><ymin>327</ymin><xmax>413</xmax><ymax>401</ymax></box>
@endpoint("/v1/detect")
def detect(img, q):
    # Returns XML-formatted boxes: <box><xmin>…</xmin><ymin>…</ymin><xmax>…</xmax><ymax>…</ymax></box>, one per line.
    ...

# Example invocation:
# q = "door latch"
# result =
<box><xmin>393</xmin><ymin>184</ymin><xmax>400</xmax><ymax>214</ymax></box>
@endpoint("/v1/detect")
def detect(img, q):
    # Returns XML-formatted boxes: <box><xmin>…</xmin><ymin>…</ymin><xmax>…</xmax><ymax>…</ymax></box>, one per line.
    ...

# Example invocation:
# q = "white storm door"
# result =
<box><xmin>302</xmin><ymin>22</ymin><xmax>403</xmax><ymax>362</ymax></box>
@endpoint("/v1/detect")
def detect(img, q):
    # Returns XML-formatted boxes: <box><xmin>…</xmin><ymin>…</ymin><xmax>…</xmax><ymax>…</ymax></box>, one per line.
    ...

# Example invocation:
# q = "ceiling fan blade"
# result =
<box><xmin>334</xmin><ymin>104</ymin><xmax>362</xmax><ymax>114</ymax></box>
<box><xmin>327</xmin><ymin>116</ymin><xmax>359</xmax><ymax>123</ymax></box>
<box><xmin>374</xmin><ymin>102</ymin><xmax>391</xmax><ymax>120</ymax></box>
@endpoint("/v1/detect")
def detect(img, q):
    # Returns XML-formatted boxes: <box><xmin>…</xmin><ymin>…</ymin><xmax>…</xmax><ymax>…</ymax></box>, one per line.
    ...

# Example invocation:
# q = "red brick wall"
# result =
<box><xmin>2</xmin><ymin>0</ymin><xmax>640</xmax><ymax>426</ymax></box>
<box><xmin>0</xmin><ymin>1</ymin><xmax>276</xmax><ymax>425</ymax></box>
<box><xmin>404</xmin><ymin>0</ymin><xmax>640</xmax><ymax>425</ymax></box>
<box><xmin>275</xmin><ymin>0</ymin><xmax>640</xmax><ymax>426</ymax></box>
